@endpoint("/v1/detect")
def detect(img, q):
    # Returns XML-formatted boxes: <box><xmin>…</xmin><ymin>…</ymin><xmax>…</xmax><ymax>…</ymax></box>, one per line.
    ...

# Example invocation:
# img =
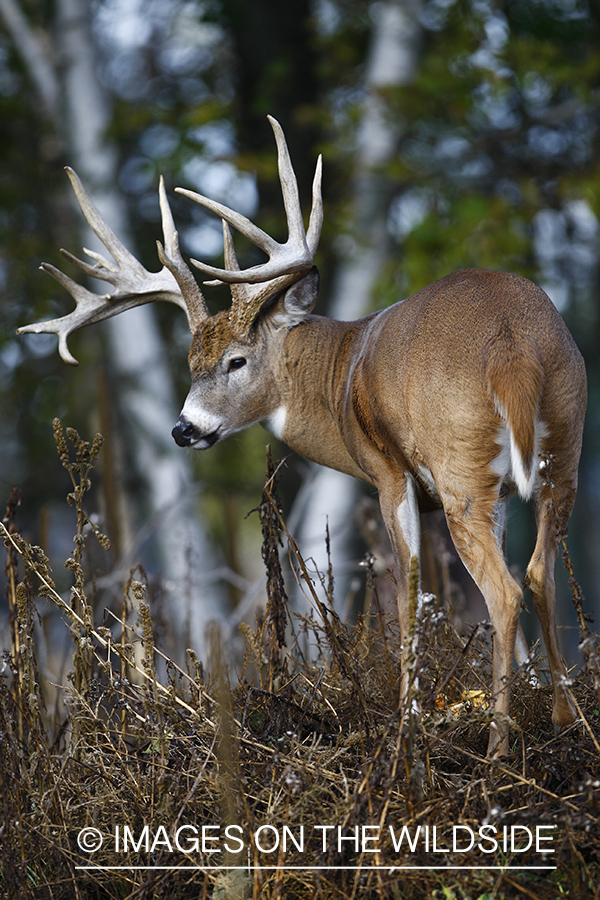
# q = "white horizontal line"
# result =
<box><xmin>75</xmin><ymin>865</ymin><xmax>557</xmax><ymax>872</ymax></box>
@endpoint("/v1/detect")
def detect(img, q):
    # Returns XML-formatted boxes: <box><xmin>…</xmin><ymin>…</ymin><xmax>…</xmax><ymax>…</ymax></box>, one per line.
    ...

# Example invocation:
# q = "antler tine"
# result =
<box><xmin>219</xmin><ymin>219</ymin><xmax>257</xmax><ymax>320</ymax></box>
<box><xmin>65</xmin><ymin>168</ymin><xmax>138</xmax><ymax>271</ymax></box>
<box><xmin>176</xmin><ymin>116</ymin><xmax>322</xmax><ymax>286</ymax></box>
<box><xmin>156</xmin><ymin>177</ymin><xmax>209</xmax><ymax>330</ymax></box>
<box><xmin>307</xmin><ymin>153</ymin><xmax>323</xmax><ymax>256</ymax></box>
<box><xmin>17</xmin><ymin>169</ymin><xmax>205</xmax><ymax>364</ymax></box>
<box><xmin>158</xmin><ymin>173</ymin><xmax>178</xmax><ymax>253</ymax></box>
<box><xmin>209</xmin><ymin>217</ymin><xmax>315</xmax><ymax>336</ymax></box>
<box><xmin>269</xmin><ymin>115</ymin><xmax>307</xmax><ymax>249</ymax></box>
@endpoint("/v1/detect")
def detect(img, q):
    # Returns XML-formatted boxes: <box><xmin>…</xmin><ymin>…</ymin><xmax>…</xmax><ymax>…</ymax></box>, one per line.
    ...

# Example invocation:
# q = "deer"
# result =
<box><xmin>18</xmin><ymin>116</ymin><xmax>586</xmax><ymax>756</ymax></box>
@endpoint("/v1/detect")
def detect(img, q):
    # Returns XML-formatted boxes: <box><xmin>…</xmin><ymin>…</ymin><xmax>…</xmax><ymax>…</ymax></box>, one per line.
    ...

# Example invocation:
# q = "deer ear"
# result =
<box><xmin>270</xmin><ymin>267</ymin><xmax>320</xmax><ymax>329</ymax></box>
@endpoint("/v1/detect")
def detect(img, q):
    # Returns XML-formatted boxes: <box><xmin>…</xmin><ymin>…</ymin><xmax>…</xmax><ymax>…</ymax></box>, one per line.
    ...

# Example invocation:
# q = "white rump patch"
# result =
<box><xmin>490</xmin><ymin>403</ymin><xmax>548</xmax><ymax>501</ymax></box>
<box><xmin>264</xmin><ymin>405</ymin><xmax>287</xmax><ymax>440</ymax></box>
<box><xmin>396</xmin><ymin>474</ymin><xmax>421</xmax><ymax>559</ymax></box>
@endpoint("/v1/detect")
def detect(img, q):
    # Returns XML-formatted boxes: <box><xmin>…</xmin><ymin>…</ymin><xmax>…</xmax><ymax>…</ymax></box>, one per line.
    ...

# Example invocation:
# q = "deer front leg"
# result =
<box><xmin>378</xmin><ymin>472</ymin><xmax>422</xmax><ymax>707</ymax></box>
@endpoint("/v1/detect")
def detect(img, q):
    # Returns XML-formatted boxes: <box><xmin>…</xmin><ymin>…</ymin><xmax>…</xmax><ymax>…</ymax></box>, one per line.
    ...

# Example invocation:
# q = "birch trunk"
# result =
<box><xmin>291</xmin><ymin>0</ymin><xmax>422</xmax><ymax>615</ymax></box>
<box><xmin>2</xmin><ymin>0</ymin><xmax>224</xmax><ymax>651</ymax></box>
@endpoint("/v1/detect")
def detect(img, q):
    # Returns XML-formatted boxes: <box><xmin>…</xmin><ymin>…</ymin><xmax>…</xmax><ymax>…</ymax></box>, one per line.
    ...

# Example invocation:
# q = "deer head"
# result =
<box><xmin>18</xmin><ymin>117</ymin><xmax>323</xmax><ymax>448</ymax></box>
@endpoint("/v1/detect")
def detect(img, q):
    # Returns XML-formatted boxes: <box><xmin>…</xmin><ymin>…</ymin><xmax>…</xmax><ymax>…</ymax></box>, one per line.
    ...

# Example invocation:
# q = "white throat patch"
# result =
<box><xmin>264</xmin><ymin>405</ymin><xmax>288</xmax><ymax>440</ymax></box>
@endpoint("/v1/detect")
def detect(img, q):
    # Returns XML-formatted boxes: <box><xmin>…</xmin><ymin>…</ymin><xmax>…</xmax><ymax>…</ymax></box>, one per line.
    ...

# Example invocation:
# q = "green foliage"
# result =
<box><xmin>370</xmin><ymin>0</ymin><xmax>600</xmax><ymax>311</ymax></box>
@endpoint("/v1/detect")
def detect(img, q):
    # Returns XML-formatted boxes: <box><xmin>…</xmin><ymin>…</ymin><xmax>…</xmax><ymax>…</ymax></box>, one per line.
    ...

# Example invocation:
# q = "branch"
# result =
<box><xmin>0</xmin><ymin>0</ymin><xmax>61</xmax><ymax>126</ymax></box>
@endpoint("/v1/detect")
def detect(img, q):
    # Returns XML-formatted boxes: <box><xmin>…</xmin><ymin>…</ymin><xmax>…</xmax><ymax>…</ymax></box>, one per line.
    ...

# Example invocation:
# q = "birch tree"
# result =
<box><xmin>0</xmin><ymin>0</ymin><xmax>224</xmax><ymax>649</ymax></box>
<box><xmin>291</xmin><ymin>0</ymin><xmax>423</xmax><ymax>614</ymax></box>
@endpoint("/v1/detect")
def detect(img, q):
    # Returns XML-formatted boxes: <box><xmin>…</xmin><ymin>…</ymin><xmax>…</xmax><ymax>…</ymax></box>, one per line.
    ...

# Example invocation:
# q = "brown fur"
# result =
<box><xmin>189</xmin><ymin>311</ymin><xmax>246</xmax><ymax>372</ymax></box>
<box><xmin>484</xmin><ymin>320</ymin><xmax>543</xmax><ymax>480</ymax></box>
<box><xmin>179</xmin><ymin>267</ymin><xmax>587</xmax><ymax>758</ymax></box>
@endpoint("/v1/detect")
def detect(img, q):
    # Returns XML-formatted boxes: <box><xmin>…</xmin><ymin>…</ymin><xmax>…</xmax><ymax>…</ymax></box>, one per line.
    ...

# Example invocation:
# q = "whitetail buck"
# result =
<box><xmin>19</xmin><ymin>117</ymin><xmax>586</xmax><ymax>756</ymax></box>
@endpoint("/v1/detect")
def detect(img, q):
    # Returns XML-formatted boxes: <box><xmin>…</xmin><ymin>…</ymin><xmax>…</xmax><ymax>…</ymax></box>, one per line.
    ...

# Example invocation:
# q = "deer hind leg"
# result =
<box><xmin>442</xmin><ymin>492</ymin><xmax>521</xmax><ymax>756</ymax></box>
<box><xmin>378</xmin><ymin>472</ymin><xmax>421</xmax><ymax>706</ymax></box>
<box><xmin>498</xmin><ymin>496</ymin><xmax>538</xmax><ymax>679</ymax></box>
<box><xmin>526</xmin><ymin>485</ymin><xmax>577</xmax><ymax>732</ymax></box>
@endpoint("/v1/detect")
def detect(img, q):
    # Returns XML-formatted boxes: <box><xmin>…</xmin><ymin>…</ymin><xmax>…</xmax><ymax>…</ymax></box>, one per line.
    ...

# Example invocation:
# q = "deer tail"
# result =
<box><xmin>485</xmin><ymin>331</ymin><xmax>544</xmax><ymax>501</ymax></box>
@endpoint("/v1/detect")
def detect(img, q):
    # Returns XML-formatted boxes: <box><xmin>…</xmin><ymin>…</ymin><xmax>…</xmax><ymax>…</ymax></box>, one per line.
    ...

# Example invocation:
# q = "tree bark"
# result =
<box><xmin>291</xmin><ymin>0</ymin><xmax>423</xmax><ymax>615</ymax></box>
<box><xmin>2</xmin><ymin>0</ymin><xmax>225</xmax><ymax>652</ymax></box>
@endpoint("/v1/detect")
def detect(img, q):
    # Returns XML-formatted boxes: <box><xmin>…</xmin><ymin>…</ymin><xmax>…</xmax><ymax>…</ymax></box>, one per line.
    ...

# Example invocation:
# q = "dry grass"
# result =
<box><xmin>1</xmin><ymin>421</ymin><xmax>599</xmax><ymax>900</ymax></box>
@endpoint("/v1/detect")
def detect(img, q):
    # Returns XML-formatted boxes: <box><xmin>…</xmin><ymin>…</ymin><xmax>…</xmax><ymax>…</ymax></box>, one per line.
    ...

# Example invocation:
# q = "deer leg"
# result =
<box><xmin>498</xmin><ymin>496</ymin><xmax>538</xmax><ymax>679</ymax></box>
<box><xmin>526</xmin><ymin>490</ymin><xmax>577</xmax><ymax>732</ymax></box>
<box><xmin>442</xmin><ymin>493</ymin><xmax>521</xmax><ymax>756</ymax></box>
<box><xmin>378</xmin><ymin>472</ymin><xmax>421</xmax><ymax>706</ymax></box>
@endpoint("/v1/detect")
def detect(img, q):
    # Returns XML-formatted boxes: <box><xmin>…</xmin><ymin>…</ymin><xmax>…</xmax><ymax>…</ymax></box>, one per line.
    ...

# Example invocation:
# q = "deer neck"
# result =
<box><xmin>265</xmin><ymin>315</ymin><xmax>372</xmax><ymax>483</ymax></box>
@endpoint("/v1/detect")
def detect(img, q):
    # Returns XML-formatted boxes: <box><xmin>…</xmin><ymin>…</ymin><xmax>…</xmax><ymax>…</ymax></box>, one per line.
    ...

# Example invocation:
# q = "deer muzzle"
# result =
<box><xmin>171</xmin><ymin>416</ymin><xmax>221</xmax><ymax>449</ymax></box>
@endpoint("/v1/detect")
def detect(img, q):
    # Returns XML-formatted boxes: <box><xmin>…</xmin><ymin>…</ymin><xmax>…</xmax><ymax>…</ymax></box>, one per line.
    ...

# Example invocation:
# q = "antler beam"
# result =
<box><xmin>19</xmin><ymin>116</ymin><xmax>323</xmax><ymax>360</ymax></box>
<box><xmin>18</xmin><ymin>169</ymin><xmax>207</xmax><ymax>365</ymax></box>
<box><xmin>177</xmin><ymin>116</ymin><xmax>323</xmax><ymax>286</ymax></box>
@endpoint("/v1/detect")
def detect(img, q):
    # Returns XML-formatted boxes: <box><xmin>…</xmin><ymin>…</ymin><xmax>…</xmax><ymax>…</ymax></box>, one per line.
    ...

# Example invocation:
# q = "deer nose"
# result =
<box><xmin>172</xmin><ymin>416</ymin><xmax>196</xmax><ymax>447</ymax></box>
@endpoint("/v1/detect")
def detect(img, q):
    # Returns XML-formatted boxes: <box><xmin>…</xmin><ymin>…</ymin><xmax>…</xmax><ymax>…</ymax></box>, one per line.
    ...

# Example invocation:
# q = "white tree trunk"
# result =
<box><xmin>291</xmin><ymin>0</ymin><xmax>422</xmax><ymax>615</ymax></box>
<box><xmin>2</xmin><ymin>0</ymin><xmax>225</xmax><ymax>652</ymax></box>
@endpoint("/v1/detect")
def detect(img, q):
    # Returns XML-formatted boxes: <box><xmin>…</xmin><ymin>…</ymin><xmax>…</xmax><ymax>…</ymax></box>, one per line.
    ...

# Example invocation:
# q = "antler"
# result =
<box><xmin>18</xmin><ymin>169</ymin><xmax>208</xmax><ymax>365</ymax></box>
<box><xmin>18</xmin><ymin>117</ymin><xmax>322</xmax><ymax>361</ymax></box>
<box><xmin>176</xmin><ymin>115</ymin><xmax>323</xmax><ymax>335</ymax></box>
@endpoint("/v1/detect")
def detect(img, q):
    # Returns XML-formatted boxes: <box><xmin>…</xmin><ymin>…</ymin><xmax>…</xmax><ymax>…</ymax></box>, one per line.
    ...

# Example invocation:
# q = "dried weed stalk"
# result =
<box><xmin>0</xmin><ymin>424</ymin><xmax>599</xmax><ymax>900</ymax></box>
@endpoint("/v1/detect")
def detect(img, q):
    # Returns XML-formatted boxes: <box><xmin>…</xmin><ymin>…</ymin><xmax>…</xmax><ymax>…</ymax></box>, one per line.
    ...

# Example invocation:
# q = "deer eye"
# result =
<box><xmin>228</xmin><ymin>356</ymin><xmax>247</xmax><ymax>372</ymax></box>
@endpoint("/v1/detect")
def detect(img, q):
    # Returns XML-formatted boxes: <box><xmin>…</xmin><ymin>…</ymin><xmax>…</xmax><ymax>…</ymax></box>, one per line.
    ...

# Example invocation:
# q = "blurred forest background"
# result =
<box><xmin>1</xmin><ymin>0</ymin><xmax>599</xmax><ymax>666</ymax></box>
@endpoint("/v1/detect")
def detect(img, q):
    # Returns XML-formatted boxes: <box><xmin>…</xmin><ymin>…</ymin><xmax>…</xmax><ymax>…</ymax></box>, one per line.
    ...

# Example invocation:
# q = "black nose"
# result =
<box><xmin>172</xmin><ymin>416</ymin><xmax>196</xmax><ymax>447</ymax></box>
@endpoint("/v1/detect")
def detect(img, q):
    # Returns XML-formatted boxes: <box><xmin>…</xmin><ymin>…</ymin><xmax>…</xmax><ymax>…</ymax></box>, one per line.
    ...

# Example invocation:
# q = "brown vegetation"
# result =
<box><xmin>1</xmin><ymin>422</ymin><xmax>599</xmax><ymax>899</ymax></box>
